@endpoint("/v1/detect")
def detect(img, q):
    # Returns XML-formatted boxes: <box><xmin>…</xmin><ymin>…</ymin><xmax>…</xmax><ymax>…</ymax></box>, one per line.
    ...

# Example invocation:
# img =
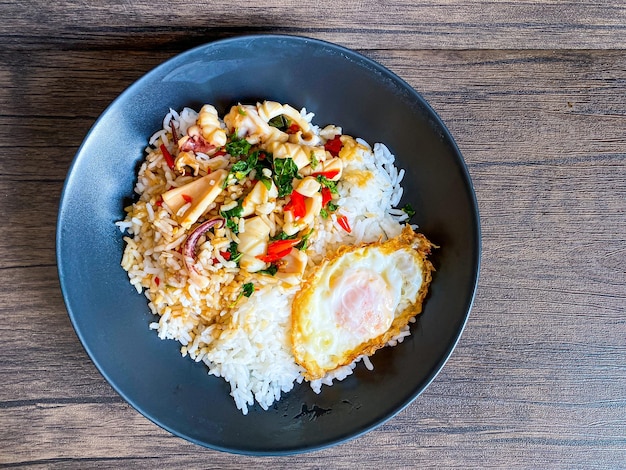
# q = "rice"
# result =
<box><xmin>119</xmin><ymin>101</ymin><xmax>415</xmax><ymax>414</ymax></box>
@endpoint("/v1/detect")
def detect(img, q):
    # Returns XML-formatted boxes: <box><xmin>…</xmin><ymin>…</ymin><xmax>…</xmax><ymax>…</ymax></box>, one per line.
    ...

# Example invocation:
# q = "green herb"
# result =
<box><xmin>259</xmin><ymin>264</ymin><xmax>279</xmax><ymax>276</ymax></box>
<box><xmin>220</xmin><ymin>201</ymin><xmax>243</xmax><ymax>233</ymax></box>
<box><xmin>227</xmin><ymin>242</ymin><xmax>243</xmax><ymax>264</ymax></box>
<box><xmin>223</xmin><ymin>218</ymin><xmax>238</xmax><ymax>233</ymax></box>
<box><xmin>242</xmin><ymin>282</ymin><xmax>255</xmax><ymax>297</ymax></box>
<box><xmin>316</xmin><ymin>175</ymin><xmax>338</xmax><ymax>194</ymax></box>
<box><xmin>237</xmin><ymin>106</ymin><xmax>247</xmax><ymax>116</ymax></box>
<box><xmin>319</xmin><ymin>208</ymin><xmax>329</xmax><ymax>219</ymax></box>
<box><xmin>268</xmin><ymin>115</ymin><xmax>290</xmax><ymax>131</ymax></box>
<box><xmin>309</xmin><ymin>152</ymin><xmax>319</xmax><ymax>170</ymax></box>
<box><xmin>296</xmin><ymin>229</ymin><xmax>314</xmax><ymax>251</ymax></box>
<box><xmin>253</xmin><ymin>152</ymin><xmax>274</xmax><ymax>190</ymax></box>
<box><xmin>231</xmin><ymin>282</ymin><xmax>255</xmax><ymax>306</ymax></box>
<box><xmin>272</xmin><ymin>157</ymin><xmax>300</xmax><ymax>197</ymax></box>
<box><xmin>225</xmin><ymin>133</ymin><xmax>251</xmax><ymax>157</ymax></box>
<box><xmin>271</xmin><ymin>231</ymin><xmax>299</xmax><ymax>241</ymax></box>
<box><xmin>326</xmin><ymin>201</ymin><xmax>338</xmax><ymax>212</ymax></box>
<box><xmin>235</xmin><ymin>152</ymin><xmax>258</xmax><ymax>175</ymax></box>
<box><xmin>224</xmin><ymin>150</ymin><xmax>261</xmax><ymax>188</ymax></box>
<box><xmin>401</xmin><ymin>203</ymin><xmax>416</xmax><ymax>219</ymax></box>
<box><xmin>259</xmin><ymin>176</ymin><xmax>272</xmax><ymax>190</ymax></box>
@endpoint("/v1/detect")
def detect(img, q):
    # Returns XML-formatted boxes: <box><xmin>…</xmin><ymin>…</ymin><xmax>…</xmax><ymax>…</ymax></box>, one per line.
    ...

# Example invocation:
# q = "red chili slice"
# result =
<box><xmin>256</xmin><ymin>238</ymin><xmax>301</xmax><ymax>263</ymax></box>
<box><xmin>321</xmin><ymin>187</ymin><xmax>333</xmax><ymax>207</ymax></box>
<box><xmin>337</xmin><ymin>214</ymin><xmax>351</xmax><ymax>233</ymax></box>
<box><xmin>324</xmin><ymin>135</ymin><xmax>343</xmax><ymax>157</ymax></box>
<box><xmin>312</xmin><ymin>169</ymin><xmax>340</xmax><ymax>180</ymax></box>
<box><xmin>220</xmin><ymin>250</ymin><xmax>231</xmax><ymax>261</ymax></box>
<box><xmin>182</xmin><ymin>194</ymin><xmax>193</xmax><ymax>204</ymax></box>
<box><xmin>287</xmin><ymin>123</ymin><xmax>300</xmax><ymax>134</ymax></box>
<box><xmin>160</xmin><ymin>144</ymin><xmax>175</xmax><ymax>169</ymax></box>
<box><xmin>283</xmin><ymin>191</ymin><xmax>306</xmax><ymax>219</ymax></box>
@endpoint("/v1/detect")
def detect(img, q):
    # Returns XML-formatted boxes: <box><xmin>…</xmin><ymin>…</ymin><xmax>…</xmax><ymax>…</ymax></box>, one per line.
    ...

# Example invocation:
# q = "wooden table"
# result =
<box><xmin>2</xmin><ymin>1</ymin><xmax>625</xmax><ymax>467</ymax></box>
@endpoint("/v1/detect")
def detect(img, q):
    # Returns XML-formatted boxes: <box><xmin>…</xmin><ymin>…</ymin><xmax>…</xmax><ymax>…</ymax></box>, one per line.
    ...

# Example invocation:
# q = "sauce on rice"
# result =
<box><xmin>117</xmin><ymin>101</ymin><xmax>430</xmax><ymax>414</ymax></box>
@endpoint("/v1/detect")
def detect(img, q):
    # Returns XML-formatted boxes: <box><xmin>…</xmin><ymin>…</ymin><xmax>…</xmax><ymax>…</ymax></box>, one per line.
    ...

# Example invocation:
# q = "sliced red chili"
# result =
<box><xmin>312</xmin><ymin>169</ymin><xmax>340</xmax><ymax>180</ymax></box>
<box><xmin>182</xmin><ymin>194</ymin><xmax>193</xmax><ymax>204</ymax></box>
<box><xmin>256</xmin><ymin>248</ymin><xmax>291</xmax><ymax>264</ymax></box>
<box><xmin>324</xmin><ymin>135</ymin><xmax>343</xmax><ymax>157</ymax></box>
<box><xmin>268</xmin><ymin>238</ymin><xmax>302</xmax><ymax>256</ymax></box>
<box><xmin>287</xmin><ymin>123</ymin><xmax>300</xmax><ymax>134</ymax></box>
<box><xmin>337</xmin><ymin>214</ymin><xmax>351</xmax><ymax>233</ymax></box>
<box><xmin>256</xmin><ymin>238</ymin><xmax>301</xmax><ymax>263</ymax></box>
<box><xmin>283</xmin><ymin>191</ymin><xmax>306</xmax><ymax>219</ymax></box>
<box><xmin>220</xmin><ymin>250</ymin><xmax>231</xmax><ymax>261</ymax></box>
<box><xmin>321</xmin><ymin>187</ymin><xmax>333</xmax><ymax>207</ymax></box>
<box><xmin>160</xmin><ymin>144</ymin><xmax>175</xmax><ymax>169</ymax></box>
<box><xmin>154</xmin><ymin>276</ymin><xmax>161</xmax><ymax>286</ymax></box>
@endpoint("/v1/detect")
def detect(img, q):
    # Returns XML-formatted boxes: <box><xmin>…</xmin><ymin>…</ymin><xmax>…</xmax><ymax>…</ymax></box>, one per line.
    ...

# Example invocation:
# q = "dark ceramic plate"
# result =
<box><xmin>56</xmin><ymin>35</ymin><xmax>480</xmax><ymax>455</ymax></box>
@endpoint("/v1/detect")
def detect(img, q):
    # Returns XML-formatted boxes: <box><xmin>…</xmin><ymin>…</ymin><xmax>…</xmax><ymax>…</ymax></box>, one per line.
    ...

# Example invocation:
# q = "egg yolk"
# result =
<box><xmin>332</xmin><ymin>269</ymin><xmax>395</xmax><ymax>340</ymax></box>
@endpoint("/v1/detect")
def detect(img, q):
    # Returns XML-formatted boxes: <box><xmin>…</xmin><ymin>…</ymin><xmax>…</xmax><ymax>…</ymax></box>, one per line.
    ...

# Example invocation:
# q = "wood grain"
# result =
<box><xmin>2</xmin><ymin>1</ymin><xmax>626</xmax><ymax>50</ymax></box>
<box><xmin>1</xmin><ymin>0</ymin><xmax>625</xmax><ymax>467</ymax></box>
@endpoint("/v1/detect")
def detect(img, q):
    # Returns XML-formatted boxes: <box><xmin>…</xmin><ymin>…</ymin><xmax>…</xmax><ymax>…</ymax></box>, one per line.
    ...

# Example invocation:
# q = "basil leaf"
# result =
<box><xmin>259</xmin><ymin>264</ymin><xmax>278</xmax><ymax>276</ymax></box>
<box><xmin>326</xmin><ymin>201</ymin><xmax>338</xmax><ymax>212</ymax></box>
<box><xmin>296</xmin><ymin>229</ymin><xmax>314</xmax><ymax>251</ymax></box>
<box><xmin>316</xmin><ymin>175</ymin><xmax>338</xmax><ymax>194</ymax></box>
<box><xmin>268</xmin><ymin>115</ymin><xmax>290</xmax><ymax>131</ymax></box>
<box><xmin>225</xmin><ymin>150</ymin><xmax>262</xmax><ymax>187</ymax></box>
<box><xmin>220</xmin><ymin>201</ymin><xmax>243</xmax><ymax>234</ymax></box>
<box><xmin>225</xmin><ymin>134</ymin><xmax>251</xmax><ymax>157</ymax></box>
<box><xmin>271</xmin><ymin>231</ymin><xmax>299</xmax><ymax>241</ymax></box>
<box><xmin>227</xmin><ymin>242</ymin><xmax>243</xmax><ymax>264</ymax></box>
<box><xmin>242</xmin><ymin>282</ymin><xmax>255</xmax><ymax>297</ymax></box>
<box><xmin>272</xmin><ymin>157</ymin><xmax>299</xmax><ymax>197</ymax></box>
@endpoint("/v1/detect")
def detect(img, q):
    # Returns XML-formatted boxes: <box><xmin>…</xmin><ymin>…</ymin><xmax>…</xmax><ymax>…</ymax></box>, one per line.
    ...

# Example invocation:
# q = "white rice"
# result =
<box><xmin>119</xmin><ymin>102</ymin><xmax>415</xmax><ymax>414</ymax></box>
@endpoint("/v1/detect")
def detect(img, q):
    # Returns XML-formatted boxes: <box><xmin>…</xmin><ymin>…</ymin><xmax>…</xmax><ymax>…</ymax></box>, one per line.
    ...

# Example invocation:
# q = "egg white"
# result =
<box><xmin>291</xmin><ymin>226</ymin><xmax>434</xmax><ymax>380</ymax></box>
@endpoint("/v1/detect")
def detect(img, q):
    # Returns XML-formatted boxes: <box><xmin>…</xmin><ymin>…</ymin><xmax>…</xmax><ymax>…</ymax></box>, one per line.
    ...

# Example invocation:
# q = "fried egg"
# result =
<box><xmin>291</xmin><ymin>226</ymin><xmax>435</xmax><ymax>380</ymax></box>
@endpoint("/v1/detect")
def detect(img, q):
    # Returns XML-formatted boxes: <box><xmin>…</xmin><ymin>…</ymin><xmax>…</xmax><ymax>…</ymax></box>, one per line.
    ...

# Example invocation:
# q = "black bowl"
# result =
<box><xmin>56</xmin><ymin>35</ymin><xmax>480</xmax><ymax>455</ymax></box>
